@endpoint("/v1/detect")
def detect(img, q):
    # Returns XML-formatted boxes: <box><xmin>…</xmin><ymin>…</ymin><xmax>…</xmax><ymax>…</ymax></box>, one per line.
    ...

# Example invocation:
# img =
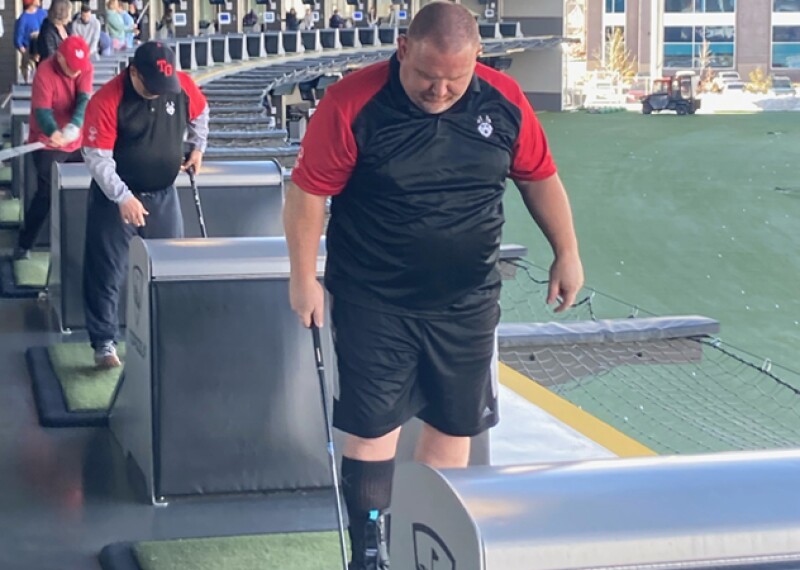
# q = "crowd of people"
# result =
<box><xmin>13</xmin><ymin>0</ymin><xmax>150</xmax><ymax>83</ymax></box>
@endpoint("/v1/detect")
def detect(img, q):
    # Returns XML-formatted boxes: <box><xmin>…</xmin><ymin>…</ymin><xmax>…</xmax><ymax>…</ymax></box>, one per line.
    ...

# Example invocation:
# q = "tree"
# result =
<box><xmin>746</xmin><ymin>67</ymin><xmax>772</xmax><ymax>94</ymax></box>
<box><xmin>697</xmin><ymin>38</ymin><xmax>716</xmax><ymax>92</ymax></box>
<box><xmin>599</xmin><ymin>27</ymin><xmax>637</xmax><ymax>83</ymax></box>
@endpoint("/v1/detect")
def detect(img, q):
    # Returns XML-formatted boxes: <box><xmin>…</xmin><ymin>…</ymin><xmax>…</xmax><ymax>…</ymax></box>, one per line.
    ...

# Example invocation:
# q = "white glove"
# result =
<box><xmin>62</xmin><ymin>123</ymin><xmax>81</xmax><ymax>143</ymax></box>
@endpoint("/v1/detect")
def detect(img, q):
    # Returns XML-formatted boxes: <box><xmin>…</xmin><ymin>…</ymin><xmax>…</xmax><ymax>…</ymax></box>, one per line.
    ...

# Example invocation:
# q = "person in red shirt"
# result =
<box><xmin>14</xmin><ymin>35</ymin><xmax>93</xmax><ymax>260</ymax></box>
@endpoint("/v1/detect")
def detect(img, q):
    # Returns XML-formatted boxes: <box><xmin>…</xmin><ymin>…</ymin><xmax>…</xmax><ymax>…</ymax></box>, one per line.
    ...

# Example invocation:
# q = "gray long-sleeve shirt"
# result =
<box><xmin>72</xmin><ymin>16</ymin><xmax>101</xmax><ymax>56</ymax></box>
<box><xmin>83</xmin><ymin>103</ymin><xmax>209</xmax><ymax>204</ymax></box>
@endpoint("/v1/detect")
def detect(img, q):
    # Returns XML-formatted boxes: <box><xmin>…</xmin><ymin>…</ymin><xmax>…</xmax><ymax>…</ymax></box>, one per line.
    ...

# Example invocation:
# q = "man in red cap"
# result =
<box><xmin>81</xmin><ymin>41</ymin><xmax>208</xmax><ymax>367</ymax></box>
<box><xmin>14</xmin><ymin>35</ymin><xmax>93</xmax><ymax>260</ymax></box>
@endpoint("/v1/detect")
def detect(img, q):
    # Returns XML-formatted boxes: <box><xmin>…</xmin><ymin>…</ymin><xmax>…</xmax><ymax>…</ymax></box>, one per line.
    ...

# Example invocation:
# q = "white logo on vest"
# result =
<box><xmin>477</xmin><ymin>115</ymin><xmax>493</xmax><ymax>138</ymax></box>
<box><xmin>166</xmin><ymin>101</ymin><xmax>175</xmax><ymax>116</ymax></box>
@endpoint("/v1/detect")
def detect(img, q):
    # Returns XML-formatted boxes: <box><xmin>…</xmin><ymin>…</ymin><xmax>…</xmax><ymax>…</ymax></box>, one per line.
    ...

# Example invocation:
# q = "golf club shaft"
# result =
<box><xmin>0</xmin><ymin>142</ymin><xmax>45</xmax><ymax>164</ymax></box>
<box><xmin>186</xmin><ymin>167</ymin><xmax>208</xmax><ymax>238</ymax></box>
<box><xmin>312</xmin><ymin>325</ymin><xmax>349</xmax><ymax>570</ymax></box>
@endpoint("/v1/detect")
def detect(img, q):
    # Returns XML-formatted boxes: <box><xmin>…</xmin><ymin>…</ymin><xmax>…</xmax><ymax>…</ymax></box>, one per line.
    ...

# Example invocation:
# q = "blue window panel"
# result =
<box><xmin>666</xmin><ymin>0</ymin><xmax>693</xmax><ymax>12</ymax></box>
<box><xmin>773</xmin><ymin>43</ymin><xmax>800</xmax><ymax>67</ymax></box>
<box><xmin>704</xmin><ymin>26</ymin><xmax>735</xmax><ymax>42</ymax></box>
<box><xmin>773</xmin><ymin>26</ymin><xmax>800</xmax><ymax>42</ymax></box>
<box><xmin>665</xmin><ymin>26</ymin><xmax>693</xmax><ymax>42</ymax></box>
<box><xmin>605</xmin><ymin>0</ymin><xmax>625</xmax><ymax>12</ymax></box>
<box><xmin>699</xmin><ymin>0</ymin><xmax>735</xmax><ymax>12</ymax></box>
<box><xmin>774</xmin><ymin>0</ymin><xmax>800</xmax><ymax>12</ymax></box>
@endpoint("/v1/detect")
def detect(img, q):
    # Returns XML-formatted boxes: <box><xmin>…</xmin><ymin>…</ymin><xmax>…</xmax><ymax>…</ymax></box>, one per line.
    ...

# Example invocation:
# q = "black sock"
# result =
<box><xmin>341</xmin><ymin>457</ymin><xmax>395</xmax><ymax>563</ymax></box>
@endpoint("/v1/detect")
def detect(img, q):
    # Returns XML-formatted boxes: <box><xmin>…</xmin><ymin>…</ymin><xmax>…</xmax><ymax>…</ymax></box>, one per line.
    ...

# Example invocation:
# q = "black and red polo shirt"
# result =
<box><xmin>83</xmin><ymin>70</ymin><xmax>207</xmax><ymax>193</ymax></box>
<box><xmin>292</xmin><ymin>55</ymin><xmax>557</xmax><ymax>316</ymax></box>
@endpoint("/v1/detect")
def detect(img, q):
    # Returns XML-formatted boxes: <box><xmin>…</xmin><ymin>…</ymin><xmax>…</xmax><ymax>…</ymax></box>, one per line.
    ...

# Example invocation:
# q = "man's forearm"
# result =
<box><xmin>516</xmin><ymin>173</ymin><xmax>579</xmax><ymax>258</ymax></box>
<box><xmin>283</xmin><ymin>182</ymin><xmax>327</xmax><ymax>280</ymax></box>
<box><xmin>82</xmin><ymin>147</ymin><xmax>133</xmax><ymax>203</ymax></box>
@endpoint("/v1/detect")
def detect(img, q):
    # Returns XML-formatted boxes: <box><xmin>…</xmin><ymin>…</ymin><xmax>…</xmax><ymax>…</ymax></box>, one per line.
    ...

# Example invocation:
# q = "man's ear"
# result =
<box><xmin>397</xmin><ymin>35</ymin><xmax>408</xmax><ymax>62</ymax></box>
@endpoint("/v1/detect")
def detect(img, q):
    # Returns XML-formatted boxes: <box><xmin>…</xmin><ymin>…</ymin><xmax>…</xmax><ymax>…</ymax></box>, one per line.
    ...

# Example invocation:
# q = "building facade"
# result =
<box><xmin>587</xmin><ymin>0</ymin><xmax>800</xmax><ymax>81</ymax></box>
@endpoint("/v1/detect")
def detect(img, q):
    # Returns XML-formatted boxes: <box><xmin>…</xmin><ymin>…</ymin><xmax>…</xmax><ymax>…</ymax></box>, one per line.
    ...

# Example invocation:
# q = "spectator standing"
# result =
<box><xmin>301</xmin><ymin>7</ymin><xmax>314</xmax><ymax>30</ymax></box>
<box><xmin>14</xmin><ymin>0</ymin><xmax>47</xmax><ymax>83</ymax></box>
<box><xmin>329</xmin><ymin>8</ymin><xmax>344</xmax><ymax>29</ymax></box>
<box><xmin>14</xmin><ymin>36</ymin><xmax>93</xmax><ymax>260</ymax></box>
<box><xmin>72</xmin><ymin>4</ymin><xmax>101</xmax><ymax>57</ymax></box>
<box><xmin>155</xmin><ymin>8</ymin><xmax>175</xmax><ymax>40</ymax></box>
<box><xmin>36</xmin><ymin>0</ymin><xmax>73</xmax><ymax>62</ymax></box>
<box><xmin>286</xmin><ymin>7</ymin><xmax>299</xmax><ymax>31</ymax></box>
<box><xmin>105</xmin><ymin>0</ymin><xmax>130</xmax><ymax>50</ymax></box>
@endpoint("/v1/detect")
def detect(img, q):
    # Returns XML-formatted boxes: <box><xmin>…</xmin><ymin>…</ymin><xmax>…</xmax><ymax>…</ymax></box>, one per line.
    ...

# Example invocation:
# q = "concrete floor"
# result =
<box><xmin>0</xmin><ymin>226</ymin><xmax>337</xmax><ymax>570</ymax></box>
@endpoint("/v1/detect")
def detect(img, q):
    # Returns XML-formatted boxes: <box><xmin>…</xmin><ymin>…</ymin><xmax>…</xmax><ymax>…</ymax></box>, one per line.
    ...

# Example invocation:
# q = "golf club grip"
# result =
<box><xmin>311</xmin><ymin>325</ymin><xmax>324</xmax><ymax>367</ymax></box>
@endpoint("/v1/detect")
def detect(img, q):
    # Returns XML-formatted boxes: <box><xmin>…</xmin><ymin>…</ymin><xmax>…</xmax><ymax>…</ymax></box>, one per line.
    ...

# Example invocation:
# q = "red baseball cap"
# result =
<box><xmin>58</xmin><ymin>36</ymin><xmax>92</xmax><ymax>73</ymax></box>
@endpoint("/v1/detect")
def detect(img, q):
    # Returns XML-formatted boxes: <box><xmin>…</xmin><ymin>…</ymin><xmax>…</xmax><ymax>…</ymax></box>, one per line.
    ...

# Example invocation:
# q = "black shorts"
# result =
<box><xmin>331</xmin><ymin>298</ymin><xmax>500</xmax><ymax>439</ymax></box>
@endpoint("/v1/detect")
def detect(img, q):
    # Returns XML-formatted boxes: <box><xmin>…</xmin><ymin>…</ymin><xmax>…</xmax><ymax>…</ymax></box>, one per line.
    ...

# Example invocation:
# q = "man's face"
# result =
<box><xmin>130</xmin><ymin>67</ymin><xmax>159</xmax><ymax>99</ymax></box>
<box><xmin>397</xmin><ymin>36</ymin><xmax>480</xmax><ymax>115</ymax></box>
<box><xmin>81</xmin><ymin>10</ymin><xmax>91</xmax><ymax>22</ymax></box>
<box><xmin>56</xmin><ymin>53</ymin><xmax>81</xmax><ymax>78</ymax></box>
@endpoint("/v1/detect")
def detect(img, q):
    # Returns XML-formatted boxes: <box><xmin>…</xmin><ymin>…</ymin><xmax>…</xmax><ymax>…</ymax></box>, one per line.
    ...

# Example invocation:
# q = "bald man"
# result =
<box><xmin>285</xmin><ymin>3</ymin><xmax>584</xmax><ymax>568</ymax></box>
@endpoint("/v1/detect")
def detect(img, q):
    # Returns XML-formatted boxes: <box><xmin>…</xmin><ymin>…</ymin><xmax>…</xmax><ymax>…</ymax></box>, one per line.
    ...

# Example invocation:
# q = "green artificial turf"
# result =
<box><xmin>134</xmin><ymin>532</ymin><xmax>342</xmax><ymax>570</ymax></box>
<box><xmin>12</xmin><ymin>251</ymin><xmax>48</xmax><ymax>288</ymax></box>
<box><xmin>48</xmin><ymin>343</ymin><xmax>126</xmax><ymax>411</ymax></box>
<box><xmin>0</xmin><ymin>197</ymin><xmax>21</xmax><ymax>224</ymax></box>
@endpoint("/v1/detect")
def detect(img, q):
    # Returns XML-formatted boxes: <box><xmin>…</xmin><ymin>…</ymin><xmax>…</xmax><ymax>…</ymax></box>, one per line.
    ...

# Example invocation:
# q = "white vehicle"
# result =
<box><xmin>714</xmin><ymin>71</ymin><xmax>741</xmax><ymax>91</ymax></box>
<box><xmin>722</xmin><ymin>80</ymin><xmax>746</xmax><ymax>94</ymax></box>
<box><xmin>769</xmin><ymin>76</ymin><xmax>796</xmax><ymax>96</ymax></box>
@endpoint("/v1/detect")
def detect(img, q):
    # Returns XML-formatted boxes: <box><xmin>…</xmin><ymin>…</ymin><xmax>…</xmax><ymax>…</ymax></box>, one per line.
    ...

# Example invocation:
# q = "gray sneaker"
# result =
<box><xmin>13</xmin><ymin>246</ymin><xmax>30</xmax><ymax>261</ymax></box>
<box><xmin>94</xmin><ymin>343</ymin><xmax>121</xmax><ymax>368</ymax></box>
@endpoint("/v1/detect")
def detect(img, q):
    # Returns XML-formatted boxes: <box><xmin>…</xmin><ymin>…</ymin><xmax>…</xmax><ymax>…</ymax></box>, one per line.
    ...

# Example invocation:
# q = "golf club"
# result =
<box><xmin>0</xmin><ymin>124</ymin><xmax>80</xmax><ymax>165</ymax></box>
<box><xmin>186</xmin><ymin>166</ymin><xmax>207</xmax><ymax>238</ymax></box>
<box><xmin>311</xmin><ymin>324</ymin><xmax>349</xmax><ymax>570</ymax></box>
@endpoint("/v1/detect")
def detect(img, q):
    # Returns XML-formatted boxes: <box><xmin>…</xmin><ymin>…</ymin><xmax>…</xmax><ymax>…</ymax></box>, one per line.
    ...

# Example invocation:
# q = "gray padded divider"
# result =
<box><xmin>479</xmin><ymin>22</ymin><xmax>501</xmax><ymax>39</ymax></box>
<box><xmin>153</xmin><ymin>278</ymin><xmax>335</xmax><ymax>495</ymax></box>
<box><xmin>10</xmin><ymin>100</ymin><xmax>29</xmax><ymax>198</ymax></box>
<box><xmin>265</xmin><ymin>31</ymin><xmax>284</xmax><ymax>55</ymax></box>
<box><xmin>339</xmin><ymin>28</ymin><xmax>360</xmax><ymax>48</ymax></box>
<box><xmin>283</xmin><ymin>31</ymin><xmax>304</xmax><ymax>53</ymax></box>
<box><xmin>378</xmin><ymin>26</ymin><xmax>397</xmax><ymax>45</ymax></box>
<box><xmin>500</xmin><ymin>21</ymin><xmax>523</xmax><ymax>38</ymax></box>
<box><xmin>227</xmin><ymin>34</ymin><xmax>248</xmax><ymax>61</ymax></box>
<box><xmin>194</xmin><ymin>37</ymin><xmax>211</xmax><ymax>67</ymax></box>
<box><xmin>245</xmin><ymin>33</ymin><xmax>266</xmax><ymax>58</ymax></box>
<box><xmin>301</xmin><ymin>30</ymin><xmax>321</xmax><ymax>52</ymax></box>
<box><xmin>51</xmin><ymin>161</ymin><xmax>283</xmax><ymax>331</ymax></box>
<box><xmin>498</xmin><ymin>316</ymin><xmax>721</xmax><ymax>348</ymax></box>
<box><xmin>320</xmin><ymin>28</ymin><xmax>342</xmax><ymax>50</ymax></box>
<box><xmin>210</xmin><ymin>36</ymin><xmax>231</xmax><ymax>64</ymax></box>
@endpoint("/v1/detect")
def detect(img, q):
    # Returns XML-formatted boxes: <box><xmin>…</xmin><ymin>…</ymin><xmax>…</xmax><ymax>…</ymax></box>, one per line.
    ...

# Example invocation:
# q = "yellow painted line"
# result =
<box><xmin>499</xmin><ymin>362</ymin><xmax>657</xmax><ymax>458</ymax></box>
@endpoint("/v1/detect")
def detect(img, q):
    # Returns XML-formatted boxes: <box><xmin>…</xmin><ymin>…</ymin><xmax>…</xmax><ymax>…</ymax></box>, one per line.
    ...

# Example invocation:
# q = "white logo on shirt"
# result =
<box><xmin>88</xmin><ymin>126</ymin><xmax>98</xmax><ymax>142</ymax></box>
<box><xmin>75</xmin><ymin>49</ymin><xmax>85</xmax><ymax>59</ymax></box>
<box><xmin>166</xmin><ymin>101</ymin><xmax>175</xmax><ymax>116</ymax></box>
<box><xmin>477</xmin><ymin>115</ymin><xmax>493</xmax><ymax>138</ymax></box>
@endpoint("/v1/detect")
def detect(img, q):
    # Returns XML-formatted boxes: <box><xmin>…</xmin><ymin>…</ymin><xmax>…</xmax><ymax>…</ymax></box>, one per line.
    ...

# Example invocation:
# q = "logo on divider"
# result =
<box><xmin>477</xmin><ymin>115</ymin><xmax>493</xmax><ymax>138</ymax></box>
<box><xmin>132</xmin><ymin>265</ymin><xmax>144</xmax><ymax>326</ymax></box>
<box><xmin>413</xmin><ymin>523</ymin><xmax>456</xmax><ymax>570</ymax></box>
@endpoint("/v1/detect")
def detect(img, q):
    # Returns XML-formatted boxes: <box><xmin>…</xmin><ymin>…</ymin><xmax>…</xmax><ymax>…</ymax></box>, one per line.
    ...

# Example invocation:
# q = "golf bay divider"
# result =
<box><xmin>114</xmin><ymin>237</ymin><xmax>503</xmax><ymax>504</ymax></box>
<box><xmin>390</xmin><ymin>452</ymin><xmax>800</xmax><ymax>570</ymax></box>
<box><xmin>50</xmin><ymin>160</ymin><xmax>284</xmax><ymax>333</ymax></box>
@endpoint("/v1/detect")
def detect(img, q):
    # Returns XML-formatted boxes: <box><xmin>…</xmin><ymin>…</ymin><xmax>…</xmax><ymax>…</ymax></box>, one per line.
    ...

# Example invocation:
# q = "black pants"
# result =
<box><xmin>18</xmin><ymin>148</ymin><xmax>82</xmax><ymax>250</ymax></box>
<box><xmin>83</xmin><ymin>183</ymin><xmax>184</xmax><ymax>348</ymax></box>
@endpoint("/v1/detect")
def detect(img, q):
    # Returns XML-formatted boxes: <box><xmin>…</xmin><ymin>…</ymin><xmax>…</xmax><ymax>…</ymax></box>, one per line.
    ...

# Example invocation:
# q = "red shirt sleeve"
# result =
<box><xmin>291</xmin><ymin>88</ymin><xmax>358</xmax><ymax>197</ymax></box>
<box><xmin>77</xmin><ymin>65</ymin><xmax>94</xmax><ymax>94</ymax></box>
<box><xmin>82</xmin><ymin>75</ymin><xmax>123</xmax><ymax>150</ymax></box>
<box><xmin>510</xmin><ymin>91</ymin><xmax>557</xmax><ymax>182</ymax></box>
<box><xmin>30</xmin><ymin>61</ymin><xmax>54</xmax><ymax>111</ymax></box>
<box><xmin>475</xmin><ymin>64</ymin><xmax>557</xmax><ymax>182</ymax></box>
<box><xmin>178</xmin><ymin>72</ymin><xmax>208</xmax><ymax>121</ymax></box>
